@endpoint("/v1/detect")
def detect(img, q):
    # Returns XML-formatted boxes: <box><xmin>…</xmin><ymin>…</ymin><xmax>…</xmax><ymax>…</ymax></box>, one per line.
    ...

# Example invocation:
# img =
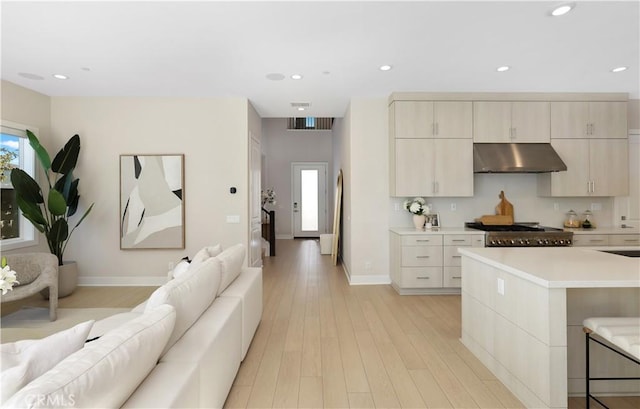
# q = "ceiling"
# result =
<box><xmin>2</xmin><ymin>1</ymin><xmax>639</xmax><ymax>118</ymax></box>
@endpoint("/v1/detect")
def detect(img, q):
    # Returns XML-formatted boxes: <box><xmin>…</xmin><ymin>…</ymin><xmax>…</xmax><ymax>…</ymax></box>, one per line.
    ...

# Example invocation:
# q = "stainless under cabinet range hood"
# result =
<box><xmin>473</xmin><ymin>143</ymin><xmax>567</xmax><ymax>173</ymax></box>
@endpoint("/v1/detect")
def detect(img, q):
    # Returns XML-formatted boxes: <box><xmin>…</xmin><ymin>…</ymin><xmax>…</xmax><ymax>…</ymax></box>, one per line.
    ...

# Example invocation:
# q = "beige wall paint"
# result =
<box><xmin>629</xmin><ymin>99</ymin><xmax>640</xmax><ymax>130</ymax></box>
<box><xmin>49</xmin><ymin>96</ymin><xmax>250</xmax><ymax>284</ymax></box>
<box><xmin>340</xmin><ymin>105</ymin><xmax>352</xmax><ymax>276</ymax></box>
<box><xmin>261</xmin><ymin>119</ymin><xmax>333</xmax><ymax>238</ymax></box>
<box><xmin>346</xmin><ymin>98</ymin><xmax>389</xmax><ymax>283</ymax></box>
<box><xmin>1</xmin><ymin>81</ymin><xmax>52</xmax><ymax>254</ymax></box>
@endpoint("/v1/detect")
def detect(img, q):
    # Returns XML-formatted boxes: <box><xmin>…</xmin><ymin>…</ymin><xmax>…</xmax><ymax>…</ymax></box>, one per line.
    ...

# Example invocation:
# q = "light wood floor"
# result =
<box><xmin>2</xmin><ymin>239</ymin><xmax>637</xmax><ymax>408</ymax></box>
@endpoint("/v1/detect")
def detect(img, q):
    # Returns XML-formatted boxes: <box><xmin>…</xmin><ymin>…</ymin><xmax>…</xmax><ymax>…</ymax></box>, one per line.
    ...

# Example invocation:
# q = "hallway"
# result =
<box><xmin>225</xmin><ymin>239</ymin><xmax>524</xmax><ymax>408</ymax></box>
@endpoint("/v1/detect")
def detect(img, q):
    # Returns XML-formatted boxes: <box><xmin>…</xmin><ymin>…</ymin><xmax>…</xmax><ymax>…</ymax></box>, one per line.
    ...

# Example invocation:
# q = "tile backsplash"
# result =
<box><xmin>390</xmin><ymin>173</ymin><xmax>614</xmax><ymax>229</ymax></box>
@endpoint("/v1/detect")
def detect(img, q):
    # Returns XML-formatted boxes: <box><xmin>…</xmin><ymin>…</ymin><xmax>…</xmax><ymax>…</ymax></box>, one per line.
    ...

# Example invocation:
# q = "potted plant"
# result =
<box><xmin>10</xmin><ymin>130</ymin><xmax>93</xmax><ymax>297</ymax></box>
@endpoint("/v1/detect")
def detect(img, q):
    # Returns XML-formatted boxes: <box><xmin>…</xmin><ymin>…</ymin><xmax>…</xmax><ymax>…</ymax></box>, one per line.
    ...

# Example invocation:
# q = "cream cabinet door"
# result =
<box><xmin>394</xmin><ymin>139</ymin><xmax>434</xmax><ymax>196</ymax></box>
<box><xmin>511</xmin><ymin>101</ymin><xmax>550</xmax><ymax>142</ymax></box>
<box><xmin>589</xmin><ymin>102</ymin><xmax>628</xmax><ymax>139</ymax></box>
<box><xmin>551</xmin><ymin>101</ymin><xmax>589</xmax><ymax>138</ymax></box>
<box><xmin>548</xmin><ymin>139</ymin><xmax>591</xmax><ymax>196</ymax></box>
<box><xmin>473</xmin><ymin>101</ymin><xmax>511</xmax><ymax>142</ymax></box>
<box><xmin>433</xmin><ymin>139</ymin><xmax>474</xmax><ymax>197</ymax></box>
<box><xmin>393</xmin><ymin>101</ymin><xmax>434</xmax><ymax>138</ymax></box>
<box><xmin>590</xmin><ymin>139</ymin><xmax>628</xmax><ymax>196</ymax></box>
<box><xmin>551</xmin><ymin>101</ymin><xmax>627</xmax><ymax>139</ymax></box>
<box><xmin>434</xmin><ymin>101</ymin><xmax>472</xmax><ymax>139</ymax></box>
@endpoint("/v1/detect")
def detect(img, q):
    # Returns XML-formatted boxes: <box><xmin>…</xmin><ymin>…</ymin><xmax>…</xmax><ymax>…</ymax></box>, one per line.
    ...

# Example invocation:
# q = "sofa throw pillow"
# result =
<box><xmin>145</xmin><ymin>256</ymin><xmax>222</xmax><ymax>355</ymax></box>
<box><xmin>216</xmin><ymin>243</ymin><xmax>246</xmax><ymax>296</ymax></box>
<box><xmin>3</xmin><ymin>304</ymin><xmax>176</xmax><ymax>409</ymax></box>
<box><xmin>0</xmin><ymin>320</ymin><xmax>94</xmax><ymax>405</ymax></box>
<box><xmin>189</xmin><ymin>244</ymin><xmax>222</xmax><ymax>270</ymax></box>
<box><xmin>169</xmin><ymin>259</ymin><xmax>191</xmax><ymax>280</ymax></box>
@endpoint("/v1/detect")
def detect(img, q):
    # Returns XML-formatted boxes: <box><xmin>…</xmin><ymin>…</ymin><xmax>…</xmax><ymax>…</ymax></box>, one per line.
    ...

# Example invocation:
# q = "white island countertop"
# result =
<box><xmin>458</xmin><ymin>247</ymin><xmax>640</xmax><ymax>289</ymax></box>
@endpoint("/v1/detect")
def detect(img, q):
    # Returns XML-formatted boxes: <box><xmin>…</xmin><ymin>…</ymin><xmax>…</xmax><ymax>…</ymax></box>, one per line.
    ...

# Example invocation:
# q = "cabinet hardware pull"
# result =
<box><xmin>452</xmin><ymin>276</ymin><xmax>462</xmax><ymax>279</ymax></box>
<box><xmin>590</xmin><ymin>239</ymin><xmax>604</xmax><ymax>243</ymax></box>
<box><xmin>436</xmin><ymin>122</ymin><xmax>439</xmax><ymax>135</ymax></box>
<box><xmin>452</xmin><ymin>255</ymin><xmax>462</xmax><ymax>258</ymax></box>
<box><xmin>624</xmin><ymin>239</ymin><xmax>639</xmax><ymax>242</ymax></box>
<box><xmin>416</xmin><ymin>239</ymin><xmax>430</xmax><ymax>242</ymax></box>
<box><xmin>451</xmin><ymin>239</ymin><xmax>465</xmax><ymax>242</ymax></box>
<box><xmin>416</xmin><ymin>256</ymin><xmax>430</xmax><ymax>258</ymax></box>
<box><xmin>416</xmin><ymin>276</ymin><xmax>430</xmax><ymax>279</ymax></box>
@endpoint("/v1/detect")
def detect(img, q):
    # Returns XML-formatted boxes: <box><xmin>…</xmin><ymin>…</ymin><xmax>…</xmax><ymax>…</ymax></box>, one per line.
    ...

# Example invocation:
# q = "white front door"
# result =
<box><xmin>292</xmin><ymin>162</ymin><xmax>327</xmax><ymax>238</ymax></box>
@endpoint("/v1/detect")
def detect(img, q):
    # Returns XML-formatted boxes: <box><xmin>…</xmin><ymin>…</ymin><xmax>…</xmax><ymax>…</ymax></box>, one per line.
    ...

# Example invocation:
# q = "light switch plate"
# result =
<box><xmin>497</xmin><ymin>278</ymin><xmax>505</xmax><ymax>295</ymax></box>
<box><xmin>226</xmin><ymin>215</ymin><xmax>240</xmax><ymax>223</ymax></box>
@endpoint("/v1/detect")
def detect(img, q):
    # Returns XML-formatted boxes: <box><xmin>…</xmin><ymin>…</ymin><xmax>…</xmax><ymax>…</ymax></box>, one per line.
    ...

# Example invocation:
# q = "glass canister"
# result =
<box><xmin>564</xmin><ymin>210</ymin><xmax>581</xmax><ymax>228</ymax></box>
<box><xmin>582</xmin><ymin>210</ymin><xmax>594</xmax><ymax>229</ymax></box>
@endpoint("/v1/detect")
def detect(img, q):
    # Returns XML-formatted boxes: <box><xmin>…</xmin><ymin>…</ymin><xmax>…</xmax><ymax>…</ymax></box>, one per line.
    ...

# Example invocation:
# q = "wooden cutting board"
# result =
<box><xmin>495</xmin><ymin>190</ymin><xmax>514</xmax><ymax>218</ymax></box>
<box><xmin>476</xmin><ymin>215</ymin><xmax>513</xmax><ymax>225</ymax></box>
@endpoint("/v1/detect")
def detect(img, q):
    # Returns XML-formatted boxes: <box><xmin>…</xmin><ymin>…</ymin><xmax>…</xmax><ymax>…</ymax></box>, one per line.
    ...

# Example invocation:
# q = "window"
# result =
<box><xmin>1</xmin><ymin>121</ymin><xmax>38</xmax><ymax>249</ymax></box>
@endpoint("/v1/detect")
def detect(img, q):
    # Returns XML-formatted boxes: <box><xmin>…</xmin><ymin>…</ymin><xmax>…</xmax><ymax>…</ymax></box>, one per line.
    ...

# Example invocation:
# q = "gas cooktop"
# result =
<box><xmin>465</xmin><ymin>222</ymin><xmax>572</xmax><ymax>247</ymax></box>
<box><xmin>464</xmin><ymin>222</ymin><xmax>563</xmax><ymax>232</ymax></box>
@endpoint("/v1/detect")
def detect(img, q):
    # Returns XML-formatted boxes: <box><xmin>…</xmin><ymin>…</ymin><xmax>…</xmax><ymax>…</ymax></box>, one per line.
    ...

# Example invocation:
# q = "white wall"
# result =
<box><xmin>345</xmin><ymin>98</ymin><xmax>390</xmax><ymax>283</ymax></box>
<box><xmin>50</xmin><ymin>96</ymin><xmax>250</xmax><ymax>284</ymax></box>
<box><xmin>339</xmin><ymin>106</ymin><xmax>352</xmax><ymax>277</ymax></box>
<box><xmin>261</xmin><ymin>118</ymin><xmax>333</xmax><ymax>238</ymax></box>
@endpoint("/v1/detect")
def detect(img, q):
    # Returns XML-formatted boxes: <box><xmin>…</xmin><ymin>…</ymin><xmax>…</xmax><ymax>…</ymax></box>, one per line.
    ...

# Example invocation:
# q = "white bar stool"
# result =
<box><xmin>583</xmin><ymin>317</ymin><xmax>640</xmax><ymax>409</ymax></box>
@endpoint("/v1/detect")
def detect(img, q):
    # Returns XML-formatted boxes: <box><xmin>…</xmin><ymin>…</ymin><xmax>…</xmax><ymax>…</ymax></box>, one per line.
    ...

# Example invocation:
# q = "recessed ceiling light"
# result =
<box><xmin>496</xmin><ymin>66</ymin><xmax>510</xmax><ymax>72</ymax></box>
<box><xmin>379</xmin><ymin>65</ymin><xmax>392</xmax><ymax>71</ymax></box>
<box><xmin>266</xmin><ymin>73</ymin><xmax>285</xmax><ymax>81</ymax></box>
<box><xmin>551</xmin><ymin>3</ymin><xmax>574</xmax><ymax>17</ymax></box>
<box><xmin>611</xmin><ymin>66</ymin><xmax>628</xmax><ymax>73</ymax></box>
<box><xmin>291</xmin><ymin>74</ymin><xmax>303</xmax><ymax>80</ymax></box>
<box><xmin>297</xmin><ymin>107</ymin><xmax>305</xmax><ymax>111</ymax></box>
<box><xmin>52</xmin><ymin>74</ymin><xmax>69</xmax><ymax>80</ymax></box>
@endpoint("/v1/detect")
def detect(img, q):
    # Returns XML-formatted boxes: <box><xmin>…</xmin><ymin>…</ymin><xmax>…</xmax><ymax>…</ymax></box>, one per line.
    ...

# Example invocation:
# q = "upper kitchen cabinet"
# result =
<box><xmin>393</xmin><ymin>138</ymin><xmax>473</xmax><ymax>197</ymax></box>
<box><xmin>551</xmin><ymin>101</ymin><xmax>627</xmax><ymax>139</ymax></box>
<box><xmin>391</xmin><ymin>101</ymin><xmax>472</xmax><ymax>138</ymax></box>
<box><xmin>473</xmin><ymin>101</ymin><xmax>550</xmax><ymax>143</ymax></box>
<box><xmin>537</xmin><ymin>138</ymin><xmax>629</xmax><ymax>197</ymax></box>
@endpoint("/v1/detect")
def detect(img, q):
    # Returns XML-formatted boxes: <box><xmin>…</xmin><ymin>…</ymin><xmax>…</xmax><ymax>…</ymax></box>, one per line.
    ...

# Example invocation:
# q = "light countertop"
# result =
<box><xmin>458</xmin><ymin>247</ymin><xmax>640</xmax><ymax>289</ymax></box>
<box><xmin>390</xmin><ymin>227</ymin><xmax>484</xmax><ymax>235</ymax></box>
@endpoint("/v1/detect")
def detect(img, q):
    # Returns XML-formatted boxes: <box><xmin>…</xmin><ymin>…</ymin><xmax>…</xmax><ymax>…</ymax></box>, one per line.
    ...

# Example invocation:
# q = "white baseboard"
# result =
<box><xmin>341</xmin><ymin>263</ymin><xmax>391</xmax><ymax>285</ymax></box>
<box><xmin>276</xmin><ymin>234</ymin><xmax>293</xmax><ymax>240</ymax></box>
<box><xmin>78</xmin><ymin>276</ymin><xmax>166</xmax><ymax>286</ymax></box>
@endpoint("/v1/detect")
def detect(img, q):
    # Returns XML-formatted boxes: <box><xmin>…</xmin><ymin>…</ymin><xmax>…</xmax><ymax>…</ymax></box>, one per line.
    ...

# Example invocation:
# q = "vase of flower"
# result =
<box><xmin>403</xmin><ymin>197</ymin><xmax>430</xmax><ymax>230</ymax></box>
<box><xmin>413</xmin><ymin>214</ymin><xmax>427</xmax><ymax>229</ymax></box>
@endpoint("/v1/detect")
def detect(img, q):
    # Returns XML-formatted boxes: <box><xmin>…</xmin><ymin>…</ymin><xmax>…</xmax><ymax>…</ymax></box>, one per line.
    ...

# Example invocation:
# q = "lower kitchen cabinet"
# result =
<box><xmin>571</xmin><ymin>232</ymin><xmax>640</xmax><ymax>247</ymax></box>
<box><xmin>390</xmin><ymin>231</ymin><xmax>484</xmax><ymax>294</ymax></box>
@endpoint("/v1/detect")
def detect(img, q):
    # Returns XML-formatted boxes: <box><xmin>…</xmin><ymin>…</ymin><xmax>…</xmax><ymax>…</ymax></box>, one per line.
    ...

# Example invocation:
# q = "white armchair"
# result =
<box><xmin>1</xmin><ymin>253</ymin><xmax>58</xmax><ymax>321</ymax></box>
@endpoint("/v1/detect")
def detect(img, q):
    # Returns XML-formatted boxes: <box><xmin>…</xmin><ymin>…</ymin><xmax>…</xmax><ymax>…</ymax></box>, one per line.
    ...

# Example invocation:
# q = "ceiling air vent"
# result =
<box><xmin>287</xmin><ymin>117</ymin><xmax>334</xmax><ymax>130</ymax></box>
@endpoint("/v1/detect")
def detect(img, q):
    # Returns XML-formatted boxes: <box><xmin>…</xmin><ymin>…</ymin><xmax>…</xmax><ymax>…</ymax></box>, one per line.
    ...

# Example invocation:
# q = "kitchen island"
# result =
<box><xmin>459</xmin><ymin>247</ymin><xmax>640</xmax><ymax>409</ymax></box>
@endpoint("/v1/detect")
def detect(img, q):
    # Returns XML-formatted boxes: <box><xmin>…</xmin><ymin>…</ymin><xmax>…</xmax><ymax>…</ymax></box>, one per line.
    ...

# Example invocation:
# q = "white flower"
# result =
<box><xmin>404</xmin><ymin>197</ymin><xmax>428</xmax><ymax>215</ymax></box>
<box><xmin>0</xmin><ymin>265</ymin><xmax>19</xmax><ymax>295</ymax></box>
<box><xmin>261</xmin><ymin>188</ymin><xmax>277</xmax><ymax>206</ymax></box>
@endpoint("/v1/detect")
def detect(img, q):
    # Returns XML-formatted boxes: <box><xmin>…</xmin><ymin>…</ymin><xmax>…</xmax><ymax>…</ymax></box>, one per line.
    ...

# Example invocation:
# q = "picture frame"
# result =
<box><xmin>120</xmin><ymin>154</ymin><xmax>185</xmax><ymax>249</ymax></box>
<box><xmin>425</xmin><ymin>213</ymin><xmax>440</xmax><ymax>228</ymax></box>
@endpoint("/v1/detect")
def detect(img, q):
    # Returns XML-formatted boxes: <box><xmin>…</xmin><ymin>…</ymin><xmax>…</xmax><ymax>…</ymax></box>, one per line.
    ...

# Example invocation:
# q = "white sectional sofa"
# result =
<box><xmin>1</xmin><ymin>244</ymin><xmax>262</xmax><ymax>409</ymax></box>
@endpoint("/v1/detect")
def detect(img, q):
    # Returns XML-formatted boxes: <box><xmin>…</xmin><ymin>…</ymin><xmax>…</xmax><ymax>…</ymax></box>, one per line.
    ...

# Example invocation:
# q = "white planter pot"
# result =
<box><xmin>41</xmin><ymin>261</ymin><xmax>78</xmax><ymax>299</ymax></box>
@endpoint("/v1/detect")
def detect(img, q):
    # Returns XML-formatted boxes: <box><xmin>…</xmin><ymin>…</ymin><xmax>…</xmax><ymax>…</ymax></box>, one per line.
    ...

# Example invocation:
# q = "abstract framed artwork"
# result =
<box><xmin>120</xmin><ymin>154</ymin><xmax>185</xmax><ymax>249</ymax></box>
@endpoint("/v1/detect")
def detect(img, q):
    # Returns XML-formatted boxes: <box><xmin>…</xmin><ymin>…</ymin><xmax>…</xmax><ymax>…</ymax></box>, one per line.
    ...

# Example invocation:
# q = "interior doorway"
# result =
<box><xmin>292</xmin><ymin>162</ymin><xmax>328</xmax><ymax>238</ymax></box>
